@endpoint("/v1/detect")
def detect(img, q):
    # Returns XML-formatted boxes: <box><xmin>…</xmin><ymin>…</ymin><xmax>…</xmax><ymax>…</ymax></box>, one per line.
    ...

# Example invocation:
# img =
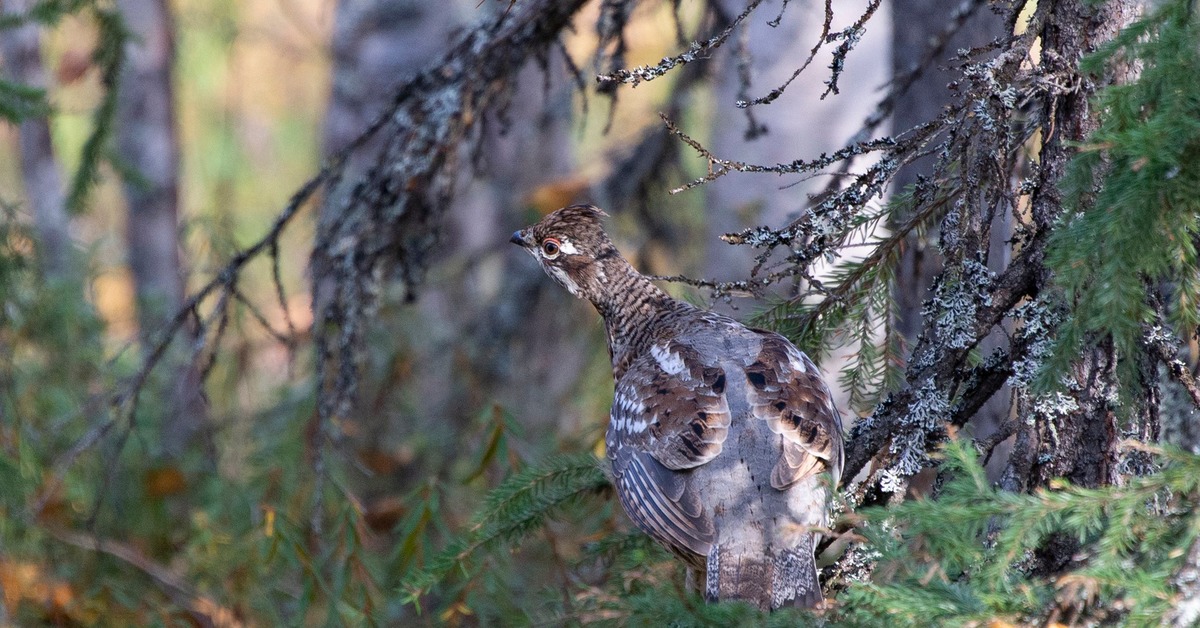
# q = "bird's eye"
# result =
<box><xmin>541</xmin><ymin>238</ymin><xmax>561</xmax><ymax>258</ymax></box>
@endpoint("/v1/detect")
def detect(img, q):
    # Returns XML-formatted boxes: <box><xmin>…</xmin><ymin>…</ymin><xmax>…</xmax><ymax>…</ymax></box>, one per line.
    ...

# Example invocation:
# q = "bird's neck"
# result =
<box><xmin>589</xmin><ymin>260</ymin><xmax>689</xmax><ymax>378</ymax></box>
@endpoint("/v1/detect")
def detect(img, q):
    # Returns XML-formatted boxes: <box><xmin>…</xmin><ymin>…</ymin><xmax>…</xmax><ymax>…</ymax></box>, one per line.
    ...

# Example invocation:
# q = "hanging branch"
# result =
<box><xmin>595</xmin><ymin>0</ymin><xmax>766</xmax><ymax>87</ymax></box>
<box><xmin>304</xmin><ymin>0</ymin><xmax>592</xmax><ymax>540</ymax></box>
<box><xmin>737</xmin><ymin>0</ymin><xmax>833</xmax><ymax>108</ymax></box>
<box><xmin>35</xmin><ymin>0</ymin><xmax>597</xmax><ymax>533</ymax></box>
<box><xmin>37</xmin><ymin>162</ymin><xmax>339</xmax><ymax>514</ymax></box>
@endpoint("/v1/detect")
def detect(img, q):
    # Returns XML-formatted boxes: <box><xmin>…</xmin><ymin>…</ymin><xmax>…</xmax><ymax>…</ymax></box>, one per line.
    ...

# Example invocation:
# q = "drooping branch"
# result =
<box><xmin>39</xmin><ymin>164</ymin><xmax>337</xmax><ymax>512</ymax></box>
<box><xmin>306</xmin><ymin>0</ymin><xmax>591</xmax><ymax>535</ymax></box>
<box><xmin>596</xmin><ymin>0</ymin><xmax>765</xmax><ymax>88</ymax></box>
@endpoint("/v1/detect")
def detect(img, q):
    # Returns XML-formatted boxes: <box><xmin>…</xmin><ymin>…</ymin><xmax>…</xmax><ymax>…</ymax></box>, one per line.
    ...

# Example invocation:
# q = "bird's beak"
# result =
<box><xmin>510</xmin><ymin>230</ymin><xmax>530</xmax><ymax>247</ymax></box>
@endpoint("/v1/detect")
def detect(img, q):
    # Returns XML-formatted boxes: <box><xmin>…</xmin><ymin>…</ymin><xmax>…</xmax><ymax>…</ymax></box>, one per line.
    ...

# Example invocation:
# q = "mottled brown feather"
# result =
<box><xmin>744</xmin><ymin>331</ymin><xmax>844</xmax><ymax>490</ymax></box>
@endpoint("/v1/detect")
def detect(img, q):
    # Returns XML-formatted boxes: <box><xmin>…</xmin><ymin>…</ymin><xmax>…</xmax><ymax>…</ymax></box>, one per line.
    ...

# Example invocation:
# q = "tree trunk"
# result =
<box><xmin>115</xmin><ymin>0</ymin><xmax>205</xmax><ymax>457</ymax></box>
<box><xmin>1</xmin><ymin>0</ymin><xmax>71</xmax><ymax>278</ymax></box>
<box><xmin>1001</xmin><ymin>0</ymin><xmax>1141</xmax><ymax>573</ymax></box>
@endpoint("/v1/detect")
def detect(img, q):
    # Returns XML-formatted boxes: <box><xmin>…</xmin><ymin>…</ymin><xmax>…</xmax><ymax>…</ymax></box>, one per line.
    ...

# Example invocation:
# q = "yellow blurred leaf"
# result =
<box><xmin>263</xmin><ymin>505</ymin><xmax>275</xmax><ymax>538</ymax></box>
<box><xmin>526</xmin><ymin>175</ymin><xmax>591</xmax><ymax>215</ymax></box>
<box><xmin>0</xmin><ymin>559</ymin><xmax>76</xmax><ymax>620</ymax></box>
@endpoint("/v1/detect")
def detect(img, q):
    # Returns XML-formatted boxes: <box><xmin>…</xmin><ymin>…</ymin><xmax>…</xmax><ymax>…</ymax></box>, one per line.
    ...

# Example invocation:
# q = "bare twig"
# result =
<box><xmin>821</xmin><ymin>0</ymin><xmax>884</xmax><ymax>98</ymax></box>
<box><xmin>596</xmin><ymin>0</ymin><xmax>765</xmax><ymax>87</ymax></box>
<box><xmin>661</xmin><ymin>112</ymin><xmax>898</xmax><ymax>193</ymax></box>
<box><xmin>975</xmin><ymin>416</ymin><xmax>1018</xmax><ymax>465</ymax></box>
<box><xmin>738</xmin><ymin>0</ymin><xmax>834</xmax><ymax>108</ymax></box>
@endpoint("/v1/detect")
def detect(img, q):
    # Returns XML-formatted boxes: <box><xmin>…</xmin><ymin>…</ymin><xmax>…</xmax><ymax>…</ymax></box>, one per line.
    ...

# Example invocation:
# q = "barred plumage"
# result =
<box><xmin>512</xmin><ymin>204</ymin><xmax>844</xmax><ymax>610</ymax></box>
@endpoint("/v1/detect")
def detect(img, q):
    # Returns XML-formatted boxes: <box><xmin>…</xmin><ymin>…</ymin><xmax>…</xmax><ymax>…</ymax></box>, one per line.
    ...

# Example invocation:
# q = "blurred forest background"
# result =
<box><xmin>1</xmin><ymin>0</ymin><xmax>1199</xmax><ymax>625</ymax></box>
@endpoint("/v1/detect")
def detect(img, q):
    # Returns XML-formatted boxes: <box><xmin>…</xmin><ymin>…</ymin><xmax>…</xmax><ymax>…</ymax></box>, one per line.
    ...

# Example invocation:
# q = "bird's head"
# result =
<box><xmin>510</xmin><ymin>204</ymin><xmax>623</xmax><ymax>301</ymax></box>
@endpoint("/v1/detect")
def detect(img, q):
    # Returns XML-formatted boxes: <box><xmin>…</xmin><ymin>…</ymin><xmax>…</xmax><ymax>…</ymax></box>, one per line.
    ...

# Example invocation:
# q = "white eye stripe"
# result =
<box><xmin>557</xmin><ymin>239</ymin><xmax>580</xmax><ymax>255</ymax></box>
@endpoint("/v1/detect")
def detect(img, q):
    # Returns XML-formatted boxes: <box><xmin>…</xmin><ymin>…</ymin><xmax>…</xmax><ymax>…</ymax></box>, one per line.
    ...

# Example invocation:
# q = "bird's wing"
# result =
<box><xmin>609</xmin><ymin>446</ymin><xmax>713</xmax><ymax>557</ymax></box>
<box><xmin>606</xmin><ymin>340</ymin><xmax>730</xmax><ymax>556</ymax></box>
<box><xmin>743</xmin><ymin>331</ymin><xmax>844</xmax><ymax>490</ymax></box>
<box><xmin>611</xmin><ymin>340</ymin><xmax>732</xmax><ymax>470</ymax></box>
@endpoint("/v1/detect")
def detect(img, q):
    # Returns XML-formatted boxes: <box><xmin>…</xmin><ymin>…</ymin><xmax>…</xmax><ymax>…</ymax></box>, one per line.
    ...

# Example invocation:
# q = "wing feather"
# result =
<box><xmin>744</xmin><ymin>331</ymin><xmax>844</xmax><ymax>489</ymax></box>
<box><xmin>607</xmin><ymin>339</ymin><xmax>730</xmax><ymax>559</ymax></box>
<box><xmin>611</xmin><ymin>342</ymin><xmax>732</xmax><ymax>470</ymax></box>
<box><xmin>612</xmin><ymin>447</ymin><xmax>713</xmax><ymax>557</ymax></box>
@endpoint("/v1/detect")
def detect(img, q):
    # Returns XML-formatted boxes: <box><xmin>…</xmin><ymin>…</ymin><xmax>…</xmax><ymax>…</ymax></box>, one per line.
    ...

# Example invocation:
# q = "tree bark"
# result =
<box><xmin>115</xmin><ymin>0</ymin><xmax>205</xmax><ymax>457</ymax></box>
<box><xmin>995</xmin><ymin>0</ymin><xmax>1141</xmax><ymax>579</ymax></box>
<box><xmin>1005</xmin><ymin>0</ymin><xmax>1140</xmax><ymax>493</ymax></box>
<box><xmin>1</xmin><ymin>0</ymin><xmax>71</xmax><ymax>278</ymax></box>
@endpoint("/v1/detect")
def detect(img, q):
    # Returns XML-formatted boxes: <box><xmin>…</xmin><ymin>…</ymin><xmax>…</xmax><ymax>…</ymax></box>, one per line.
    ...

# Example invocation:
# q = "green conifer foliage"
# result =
<box><xmin>401</xmin><ymin>454</ymin><xmax>610</xmax><ymax>607</ymax></box>
<box><xmin>1043</xmin><ymin>0</ymin><xmax>1200</xmax><ymax>394</ymax></box>
<box><xmin>839</xmin><ymin>441</ymin><xmax>1200</xmax><ymax>626</ymax></box>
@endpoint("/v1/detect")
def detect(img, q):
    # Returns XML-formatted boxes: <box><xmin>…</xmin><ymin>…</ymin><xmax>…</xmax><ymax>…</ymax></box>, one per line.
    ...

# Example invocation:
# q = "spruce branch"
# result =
<box><xmin>65</xmin><ymin>6</ymin><xmax>125</xmax><ymax>214</ymax></box>
<box><xmin>400</xmin><ymin>454</ymin><xmax>610</xmax><ymax>606</ymax></box>
<box><xmin>1040</xmin><ymin>0</ymin><xmax>1200</xmax><ymax>398</ymax></box>
<box><xmin>839</xmin><ymin>441</ymin><xmax>1200</xmax><ymax>625</ymax></box>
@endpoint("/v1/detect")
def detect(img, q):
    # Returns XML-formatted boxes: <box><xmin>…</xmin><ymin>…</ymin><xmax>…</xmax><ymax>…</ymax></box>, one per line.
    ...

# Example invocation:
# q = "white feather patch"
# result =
<box><xmin>614</xmin><ymin>389</ymin><xmax>645</xmax><ymax>419</ymax></box>
<box><xmin>650</xmin><ymin>344</ymin><xmax>687</xmax><ymax>375</ymax></box>
<box><xmin>786</xmin><ymin>346</ymin><xmax>809</xmax><ymax>373</ymax></box>
<box><xmin>557</xmin><ymin>238</ymin><xmax>580</xmax><ymax>255</ymax></box>
<box><xmin>548</xmin><ymin>266</ymin><xmax>582</xmax><ymax>297</ymax></box>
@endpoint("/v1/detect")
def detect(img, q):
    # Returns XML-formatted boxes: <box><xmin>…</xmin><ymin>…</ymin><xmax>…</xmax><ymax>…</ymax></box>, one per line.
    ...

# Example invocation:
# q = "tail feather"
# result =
<box><xmin>771</xmin><ymin>536</ymin><xmax>821</xmax><ymax>609</ymax></box>
<box><xmin>705</xmin><ymin>535</ymin><xmax>822</xmax><ymax>610</ymax></box>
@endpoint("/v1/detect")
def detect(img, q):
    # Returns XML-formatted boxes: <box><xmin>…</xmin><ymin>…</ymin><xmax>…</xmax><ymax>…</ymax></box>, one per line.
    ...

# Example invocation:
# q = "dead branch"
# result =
<box><xmin>45</xmin><ymin>525</ymin><xmax>245</xmax><ymax>627</ymax></box>
<box><xmin>596</xmin><ymin>0</ymin><xmax>765</xmax><ymax>87</ymax></box>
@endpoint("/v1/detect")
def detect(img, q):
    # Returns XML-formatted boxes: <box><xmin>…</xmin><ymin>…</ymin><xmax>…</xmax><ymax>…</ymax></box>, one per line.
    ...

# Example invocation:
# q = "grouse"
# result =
<box><xmin>511</xmin><ymin>204</ymin><xmax>844</xmax><ymax>610</ymax></box>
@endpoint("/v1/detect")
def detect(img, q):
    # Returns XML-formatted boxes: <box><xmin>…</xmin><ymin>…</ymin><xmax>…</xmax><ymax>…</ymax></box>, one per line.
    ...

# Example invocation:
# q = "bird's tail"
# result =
<box><xmin>704</xmin><ymin>534</ymin><xmax>822</xmax><ymax>610</ymax></box>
